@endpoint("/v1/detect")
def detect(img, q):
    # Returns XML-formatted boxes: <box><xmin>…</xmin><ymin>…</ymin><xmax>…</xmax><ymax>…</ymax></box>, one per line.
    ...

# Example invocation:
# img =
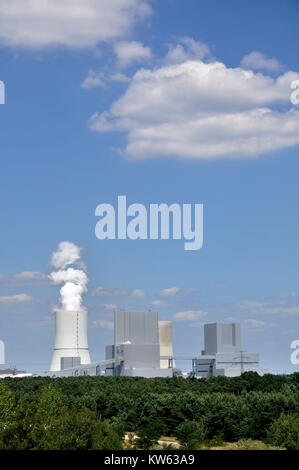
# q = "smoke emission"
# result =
<box><xmin>50</xmin><ymin>241</ymin><xmax>88</xmax><ymax>311</ymax></box>
<box><xmin>50</xmin><ymin>240</ymin><xmax>83</xmax><ymax>270</ymax></box>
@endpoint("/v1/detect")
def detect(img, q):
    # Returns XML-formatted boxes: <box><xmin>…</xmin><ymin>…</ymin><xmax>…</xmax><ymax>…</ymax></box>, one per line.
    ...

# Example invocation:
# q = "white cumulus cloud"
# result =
<box><xmin>89</xmin><ymin>54</ymin><xmax>299</xmax><ymax>161</ymax></box>
<box><xmin>0</xmin><ymin>0</ymin><xmax>152</xmax><ymax>49</ymax></box>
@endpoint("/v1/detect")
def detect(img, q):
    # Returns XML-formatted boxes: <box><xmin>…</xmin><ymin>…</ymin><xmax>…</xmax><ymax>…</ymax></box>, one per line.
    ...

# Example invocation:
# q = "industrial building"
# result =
<box><xmin>0</xmin><ymin>340</ymin><xmax>32</xmax><ymax>379</ymax></box>
<box><xmin>194</xmin><ymin>322</ymin><xmax>268</xmax><ymax>378</ymax></box>
<box><xmin>159</xmin><ymin>321</ymin><xmax>174</xmax><ymax>369</ymax></box>
<box><xmin>0</xmin><ymin>367</ymin><xmax>32</xmax><ymax>379</ymax></box>
<box><xmin>106</xmin><ymin>310</ymin><xmax>172</xmax><ymax>378</ymax></box>
<box><xmin>44</xmin><ymin>308</ymin><xmax>267</xmax><ymax>379</ymax></box>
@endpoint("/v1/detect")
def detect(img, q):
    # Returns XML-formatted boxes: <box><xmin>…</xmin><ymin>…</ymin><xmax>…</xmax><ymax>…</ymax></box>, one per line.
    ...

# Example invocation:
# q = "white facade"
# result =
<box><xmin>50</xmin><ymin>309</ymin><xmax>91</xmax><ymax>371</ymax></box>
<box><xmin>213</xmin><ymin>351</ymin><xmax>267</xmax><ymax>377</ymax></box>
<box><xmin>158</xmin><ymin>321</ymin><xmax>174</xmax><ymax>369</ymax></box>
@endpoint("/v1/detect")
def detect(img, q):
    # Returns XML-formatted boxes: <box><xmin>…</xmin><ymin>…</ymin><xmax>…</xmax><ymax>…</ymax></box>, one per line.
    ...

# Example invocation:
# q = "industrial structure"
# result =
<box><xmin>0</xmin><ymin>367</ymin><xmax>32</xmax><ymax>379</ymax></box>
<box><xmin>44</xmin><ymin>309</ymin><xmax>267</xmax><ymax>379</ymax></box>
<box><xmin>50</xmin><ymin>309</ymin><xmax>91</xmax><ymax>371</ymax></box>
<box><xmin>105</xmin><ymin>310</ymin><xmax>172</xmax><ymax>378</ymax></box>
<box><xmin>159</xmin><ymin>321</ymin><xmax>174</xmax><ymax>369</ymax></box>
<box><xmin>194</xmin><ymin>322</ymin><xmax>267</xmax><ymax>377</ymax></box>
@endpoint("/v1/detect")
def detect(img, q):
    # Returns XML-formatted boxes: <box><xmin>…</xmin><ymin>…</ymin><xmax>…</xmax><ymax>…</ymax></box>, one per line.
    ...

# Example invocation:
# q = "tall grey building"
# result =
<box><xmin>203</xmin><ymin>322</ymin><xmax>241</xmax><ymax>354</ymax></box>
<box><xmin>109</xmin><ymin>310</ymin><xmax>172</xmax><ymax>378</ymax></box>
<box><xmin>114</xmin><ymin>310</ymin><xmax>158</xmax><ymax>346</ymax></box>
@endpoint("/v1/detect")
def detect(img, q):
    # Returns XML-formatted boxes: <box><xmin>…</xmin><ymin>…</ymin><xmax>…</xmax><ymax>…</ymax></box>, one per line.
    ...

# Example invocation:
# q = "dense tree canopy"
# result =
<box><xmin>0</xmin><ymin>372</ymin><xmax>298</xmax><ymax>450</ymax></box>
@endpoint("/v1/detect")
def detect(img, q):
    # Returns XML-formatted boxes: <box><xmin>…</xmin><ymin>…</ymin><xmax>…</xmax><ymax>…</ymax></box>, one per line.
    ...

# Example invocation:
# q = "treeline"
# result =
<box><xmin>0</xmin><ymin>372</ymin><xmax>298</xmax><ymax>450</ymax></box>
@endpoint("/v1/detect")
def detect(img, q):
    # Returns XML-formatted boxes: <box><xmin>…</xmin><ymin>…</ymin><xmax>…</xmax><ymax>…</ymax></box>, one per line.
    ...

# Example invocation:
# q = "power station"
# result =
<box><xmin>0</xmin><ymin>241</ymin><xmax>267</xmax><ymax>379</ymax></box>
<box><xmin>44</xmin><ymin>309</ymin><xmax>267</xmax><ymax>379</ymax></box>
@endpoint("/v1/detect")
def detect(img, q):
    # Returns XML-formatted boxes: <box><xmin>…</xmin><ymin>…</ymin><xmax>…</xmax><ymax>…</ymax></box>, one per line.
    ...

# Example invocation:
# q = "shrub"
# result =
<box><xmin>267</xmin><ymin>413</ymin><xmax>299</xmax><ymax>450</ymax></box>
<box><xmin>206</xmin><ymin>432</ymin><xmax>225</xmax><ymax>447</ymax></box>
<box><xmin>175</xmin><ymin>420</ymin><xmax>206</xmax><ymax>450</ymax></box>
<box><xmin>136</xmin><ymin>420</ymin><xmax>166</xmax><ymax>450</ymax></box>
<box><xmin>225</xmin><ymin>439</ymin><xmax>284</xmax><ymax>450</ymax></box>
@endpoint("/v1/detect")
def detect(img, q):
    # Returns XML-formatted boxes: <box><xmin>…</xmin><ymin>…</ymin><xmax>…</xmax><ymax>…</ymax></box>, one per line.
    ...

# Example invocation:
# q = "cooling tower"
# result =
<box><xmin>50</xmin><ymin>309</ymin><xmax>91</xmax><ymax>371</ymax></box>
<box><xmin>158</xmin><ymin>321</ymin><xmax>174</xmax><ymax>369</ymax></box>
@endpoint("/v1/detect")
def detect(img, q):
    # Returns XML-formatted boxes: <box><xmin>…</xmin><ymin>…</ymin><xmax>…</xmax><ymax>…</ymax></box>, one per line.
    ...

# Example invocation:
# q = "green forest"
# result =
<box><xmin>0</xmin><ymin>372</ymin><xmax>298</xmax><ymax>450</ymax></box>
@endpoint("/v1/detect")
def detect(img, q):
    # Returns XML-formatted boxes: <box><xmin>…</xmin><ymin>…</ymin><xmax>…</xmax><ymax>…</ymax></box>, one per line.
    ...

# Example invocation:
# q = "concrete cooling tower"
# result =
<box><xmin>158</xmin><ymin>321</ymin><xmax>174</xmax><ymax>369</ymax></box>
<box><xmin>50</xmin><ymin>309</ymin><xmax>91</xmax><ymax>371</ymax></box>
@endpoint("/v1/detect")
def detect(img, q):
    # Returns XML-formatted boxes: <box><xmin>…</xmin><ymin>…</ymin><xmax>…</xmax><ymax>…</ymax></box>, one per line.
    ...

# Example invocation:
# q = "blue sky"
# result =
<box><xmin>0</xmin><ymin>0</ymin><xmax>298</xmax><ymax>373</ymax></box>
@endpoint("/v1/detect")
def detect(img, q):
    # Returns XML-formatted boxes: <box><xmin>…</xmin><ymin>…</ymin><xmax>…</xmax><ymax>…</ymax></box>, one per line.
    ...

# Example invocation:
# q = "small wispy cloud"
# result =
<box><xmin>152</xmin><ymin>300</ymin><xmax>167</xmax><ymax>307</ymax></box>
<box><xmin>159</xmin><ymin>287</ymin><xmax>198</xmax><ymax>298</ymax></box>
<box><xmin>81</xmin><ymin>69</ymin><xmax>106</xmax><ymax>89</ymax></box>
<box><xmin>241</xmin><ymin>51</ymin><xmax>283</xmax><ymax>72</ymax></box>
<box><xmin>173</xmin><ymin>309</ymin><xmax>208</xmax><ymax>322</ymax></box>
<box><xmin>110</xmin><ymin>72</ymin><xmax>130</xmax><ymax>83</ymax></box>
<box><xmin>92</xmin><ymin>319</ymin><xmax>114</xmax><ymax>329</ymax></box>
<box><xmin>93</xmin><ymin>286</ymin><xmax>130</xmax><ymax>297</ymax></box>
<box><xmin>114</xmin><ymin>40</ymin><xmax>152</xmax><ymax>67</ymax></box>
<box><xmin>0</xmin><ymin>272</ymin><xmax>50</xmax><ymax>287</ymax></box>
<box><xmin>131</xmin><ymin>289</ymin><xmax>146</xmax><ymax>298</ymax></box>
<box><xmin>0</xmin><ymin>294</ymin><xmax>33</xmax><ymax>304</ymax></box>
<box><xmin>101</xmin><ymin>304</ymin><xmax>117</xmax><ymax>310</ymax></box>
<box><xmin>233</xmin><ymin>299</ymin><xmax>299</xmax><ymax>317</ymax></box>
<box><xmin>244</xmin><ymin>319</ymin><xmax>276</xmax><ymax>328</ymax></box>
<box><xmin>93</xmin><ymin>286</ymin><xmax>146</xmax><ymax>299</ymax></box>
<box><xmin>81</xmin><ymin>70</ymin><xmax>130</xmax><ymax>89</ymax></box>
<box><xmin>164</xmin><ymin>37</ymin><xmax>211</xmax><ymax>64</ymax></box>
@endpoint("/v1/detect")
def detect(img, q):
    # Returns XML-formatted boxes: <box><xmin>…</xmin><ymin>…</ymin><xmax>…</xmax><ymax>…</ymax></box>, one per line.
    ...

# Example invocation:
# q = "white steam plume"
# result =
<box><xmin>50</xmin><ymin>241</ymin><xmax>83</xmax><ymax>270</ymax></box>
<box><xmin>50</xmin><ymin>242</ymin><xmax>88</xmax><ymax>311</ymax></box>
